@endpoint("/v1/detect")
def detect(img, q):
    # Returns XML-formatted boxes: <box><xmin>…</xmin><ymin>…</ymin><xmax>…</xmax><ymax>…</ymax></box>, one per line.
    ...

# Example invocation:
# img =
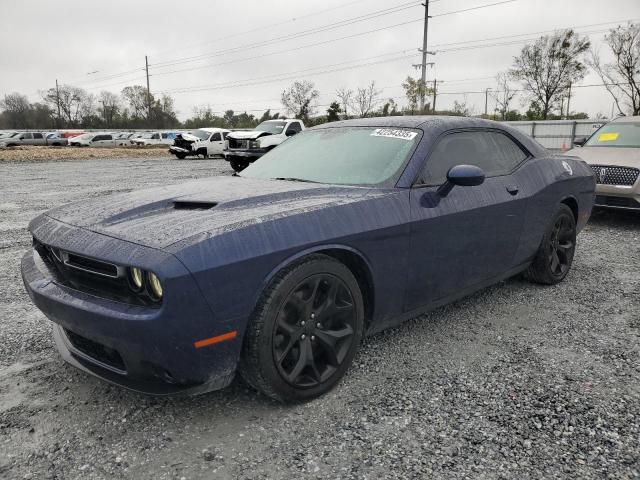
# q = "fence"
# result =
<box><xmin>505</xmin><ymin>120</ymin><xmax>607</xmax><ymax>151</ymax></box>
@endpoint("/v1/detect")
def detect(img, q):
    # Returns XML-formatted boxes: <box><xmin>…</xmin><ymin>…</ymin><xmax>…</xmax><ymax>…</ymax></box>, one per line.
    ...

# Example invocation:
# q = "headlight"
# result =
<box><xmin>249</xmin><ymin>140</ymin><xmax>260</xmax><ymax>149</ymax></box>
<box><xmin>129</xmin><ymin>267</ymin><xmax>143</xmax><ymax>290</ymax></box>
<box><xmin>147</xmin><ymin>272</ymin><xmax>163</xmax><ymax>300</ymax></box>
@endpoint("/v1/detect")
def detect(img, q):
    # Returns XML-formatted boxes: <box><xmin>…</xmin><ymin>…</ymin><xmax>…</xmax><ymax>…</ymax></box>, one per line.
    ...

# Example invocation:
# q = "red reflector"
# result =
<box><xmin>194</xmin><ymin>331</ymin><xmax>237</xmax><ymax>349</ymax></box>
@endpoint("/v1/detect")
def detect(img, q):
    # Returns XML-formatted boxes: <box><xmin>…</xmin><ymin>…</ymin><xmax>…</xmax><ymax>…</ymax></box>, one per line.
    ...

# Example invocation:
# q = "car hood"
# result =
<box><xmin>226</xmin><ymin>131</ymin><xmax>274</xmax><ymax>140</ymax></box>
<box><xmin>566</xmin><ymin>146</ymin><xmax>640</xmax><ymax>168</ymax></box>
<box><xmin>43</xmin><ymin>176</ymin><xmax>372</xmax><ymax>250</ymax></box>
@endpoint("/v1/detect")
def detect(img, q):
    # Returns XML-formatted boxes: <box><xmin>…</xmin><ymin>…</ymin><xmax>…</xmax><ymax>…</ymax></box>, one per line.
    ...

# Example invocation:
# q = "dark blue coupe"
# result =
<box><xmin>22</xmin><ymin>117</ymin><xmax>595</xmax><ymax>401</ymax></box>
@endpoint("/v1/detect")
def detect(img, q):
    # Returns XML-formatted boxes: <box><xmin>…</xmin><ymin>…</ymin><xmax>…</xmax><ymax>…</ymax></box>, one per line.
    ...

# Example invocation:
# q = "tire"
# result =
<box><xmin>230</xmin><ymin>160</ymin><xmax>248</xmax><ymax>172</ymax></box>
<box><xmin>525</xmin><ymin>203</ymin><xmax>576</xmax><ymax>285</ymax></box>
<box><xmin>175</xmin><ymin>153</ymin><xmax>187</xmax><ymax>160</ymax></box>
<box><xmin>239</xmin><ymin>254</ymin><xmax>364</xmax><ymax>402</ymax></box>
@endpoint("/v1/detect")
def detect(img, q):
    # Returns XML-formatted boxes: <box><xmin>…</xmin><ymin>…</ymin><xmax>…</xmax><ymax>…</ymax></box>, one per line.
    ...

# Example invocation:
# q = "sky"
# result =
<box><xmin>0</xmin><ymin>0</ymin><xmax>638</xmax><ymax>121</ymax></box>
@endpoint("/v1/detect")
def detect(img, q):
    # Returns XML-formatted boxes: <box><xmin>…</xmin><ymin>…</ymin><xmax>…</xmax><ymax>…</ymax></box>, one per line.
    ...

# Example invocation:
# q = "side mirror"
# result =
<box><xmin>437</xmin><ymin>165</ymin><xmax>485</xmax><ymax>197</ymax></box>
<box><xmin>573</xmin><ymin>136</ymin><xmax>587</xmax><ymax>147</ymax></box>
<box><xmin>286</xmin><ymin>130</ymin><xmax>297</xmax><ymax>137</ymax></box>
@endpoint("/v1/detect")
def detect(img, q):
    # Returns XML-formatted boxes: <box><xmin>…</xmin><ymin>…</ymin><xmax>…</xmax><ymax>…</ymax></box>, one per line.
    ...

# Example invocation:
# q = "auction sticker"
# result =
<box><xmin>371</xmin><ymin>128</ymin><xmax>417</xmax><ymax>140</ymax></box>
<box><xmin>598</xmin><ymin>132</ymin><xmax>619</xmax><ymax>142</ymax></box>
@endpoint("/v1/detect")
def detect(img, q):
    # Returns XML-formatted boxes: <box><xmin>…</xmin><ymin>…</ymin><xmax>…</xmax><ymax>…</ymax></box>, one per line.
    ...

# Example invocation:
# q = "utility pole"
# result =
<box><xmin>145</xmin><ymin>55</ymin><xmax>151</xmax><ymax>126</ymax></box>
<box><xmin>484</xmin><ymin>88</ymin><xmax>491</xmax><ymax>117</ymax></box>
<box><xmin>100</xmin><ymin>100</ymin><xmax>107</xmax><ymax>127</ymax></box>
<box><xmin>55</xmin><ymin>79</ymin><xmax>61</xmax><ymax>128</ymax></box>
<box><xmin>419</xmin><ymin>0</ymin><xmax>430</xmax><ymax>112</ymax></box>
<box><xmin>565</xmin><ymin>82</ymin><xmax>572</xmax><ymax>119</ymax></box>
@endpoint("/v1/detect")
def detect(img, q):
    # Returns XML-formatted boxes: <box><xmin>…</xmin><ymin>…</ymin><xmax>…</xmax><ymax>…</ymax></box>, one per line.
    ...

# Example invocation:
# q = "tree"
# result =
<box><xmin>326</xmin><ymin>102</ymin><xmax>342</xmax><ymax>122</ymax></box>
<box><xmin>589</xmin><ymin>22</ymin><xmax>640</xmax><ymax>115</ymax></box>
<box><xmin>453</xmin><ymin>98</ymin><xmax>470</xmax><ymax>116</ymax></box>
<box><xmin>259</xmin><ymin>109</ymin><xmax>280</xmax><ymax>123</ymax></box>
<box><xmin>402</xmin><ymin>77</ymin><xmax>431</xmax><ymax>114</ymax></box>
<box><xmin>281</xmin><ymin>81</ymin><xmax>319</xmax><ymax>123</ymax></box>
<box><xmin>335</xmin><ymin>87</ymin><xmax>353</xmax><ymax>118</ymax></box>
<box><xmin>381</xmin><ymin>98</ymin><xmax>399</xmax><ymax>116</ymax></box>
<box><xmin>491</xmin><ymin>72</ymin><xmax>517</xmax><ymax>120</ymax></box>
<box><xmin>99</xmin><ymin>91</ymin><xmax>120</xmax><ymax>127</ymax></box>
<box><xmin>0</xmin><ymin>93</ymin><xmax>31</xmax><ymax>128</ymax></box>
<box><xmin>121</xmin><ymin>85</ymin><xmax>150</xmax><ymax>120</ymax></box>
<box><xmin>510</xmin><ymin>30</ymin><xmax>590</xmax><ymax>119</ymax></box>
<box><xmin>350</xmin><ymin>81</ymin><xmax>381</xmax><ymax>118</ymax></box>
<box><xmin>43</xmin><ymin>84</ymin><xmax>93</xmax><ymax>126</ymax></box>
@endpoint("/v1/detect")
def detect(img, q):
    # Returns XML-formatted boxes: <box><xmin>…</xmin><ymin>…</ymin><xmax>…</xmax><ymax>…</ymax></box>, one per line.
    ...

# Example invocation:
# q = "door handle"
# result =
<box><xmin>506</xmin><ymin>185</ymin><xmax>519</xmax><ymax>195</ymax></box>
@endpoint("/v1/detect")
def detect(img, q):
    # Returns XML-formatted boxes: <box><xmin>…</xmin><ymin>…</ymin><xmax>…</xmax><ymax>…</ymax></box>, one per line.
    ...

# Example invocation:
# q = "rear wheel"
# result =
<box><xmin>239</xmin><ymin>254</ymin><xmax>364</xmax><ymax>402</ymax></box>
<box><xmin>230</xmin><ymin>160</ymin><xmax>248</xmax><ymax>172</ymax></box>
<box><xmin>525</xmin><ymin>203</ymin><xmax>576</xmax><ymax>285</ymax></box>
<box><xmin>175</xmin><ymin>152</ymin><xmax>187</xmax><ymax>160</ymax></box>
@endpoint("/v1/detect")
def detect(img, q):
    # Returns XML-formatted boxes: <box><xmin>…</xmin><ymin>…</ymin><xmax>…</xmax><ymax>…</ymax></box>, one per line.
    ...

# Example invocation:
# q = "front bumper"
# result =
<box><xmin>594</xmin><ymin>184</ymin><xmax>640</xmax><ymax>210</ymax></box>
<box><xmin>223</xmin><ymin>148</ymin><xmax>267</xmax><ymax>163</ymax></box>
<box><xmin>21</xmin><ymin>218</ymin><xmax>241</xmax><ymax>395</ymax></box>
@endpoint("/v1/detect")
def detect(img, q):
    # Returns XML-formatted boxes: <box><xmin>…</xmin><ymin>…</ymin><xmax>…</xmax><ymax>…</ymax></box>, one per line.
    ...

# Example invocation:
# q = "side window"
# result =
<box><xmin>104</xmin><ymin>135</ymin><xmax>112</xmax><ymax>140</ymax></box>
<box><xmin>222</xmin><ymin>131</ymin><xmax>229</xmax><ymax>139</ymax></box>
<box><xmin>210</xmin><ymin>132</ymin><xmax>221</xmax><ymax>141</ymax></box>
<box><xmin>285</xmin><ymin>122</ymin><xmax>302</xmax><ymax>136</ymax></box>
<box><xmin>33</xmin><ymin>133</ymin><xmax>43</xmax><ymax>139</ymax></box>
<box><xmin>21</xmin><ymin>133</ymin><xmax>33</xmax><ymax>139</ymax></box>
<box><xmin>92</xmin><ymin>135</ymin><xmax>106</xmax><ymax>141</ymax></box>
<box><xmin>419</xmin><ymin>130</ymin><xmax>528</xmax><ymax>185</ymax></box>
<box><xmin>151</xmin><ymin>133</ymin><xmax>160</xmax><ymax>139</ymax></box>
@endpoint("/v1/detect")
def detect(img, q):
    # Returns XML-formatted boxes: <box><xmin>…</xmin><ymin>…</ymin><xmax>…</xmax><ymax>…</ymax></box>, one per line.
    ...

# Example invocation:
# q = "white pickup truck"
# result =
<box><xmin>223</xmin><ymin>119</ymin><xmax>304</xmax><ymax>172</ymax></box>
<box><xmin>170</xmin><ymin>128</ymin><xmax>230</xmax><ymax>159</ymax></box>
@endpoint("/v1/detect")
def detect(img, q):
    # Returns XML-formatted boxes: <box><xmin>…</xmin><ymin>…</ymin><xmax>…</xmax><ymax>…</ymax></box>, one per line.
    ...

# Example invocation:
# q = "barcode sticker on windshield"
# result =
<box><xmin>371</xmin><ymin>128</ymin><xmax>417</xmax><ymax>140</ymax></box>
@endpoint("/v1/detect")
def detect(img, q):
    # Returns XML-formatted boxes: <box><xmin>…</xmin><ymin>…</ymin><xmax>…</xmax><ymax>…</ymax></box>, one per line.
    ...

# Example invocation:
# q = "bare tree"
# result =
<box><xmin>350</xmin><ymin>81</ymin><xmax>382</xmax><ymax>118</ymax></box>
<box><xmin>281</xmin><ymin>80</ymin><xmax>319</xmax><ymax>123</ymax></box>
<box><xmin>491</xmin><ymin>72</ymin><xmax>517</xmax><ymax>120</ymax></box>
<box><xmin>121</xmin><ymin>85</ymin><xmax>151</xmax><ymax>120</ymax></box>
<box><xmin>43</xmin><ymin>84</ymin><xmax>92</xmax><ymax>126</ymax></box>
<box><xmin>335</xmin><ymin>87</ymin><xmax>353</xmax><ymax>118</ymax></box>
<box><xmin>510</xmin><ymin>30</ymin><xmax>590</xmax><ymax>119</ymax></box>
<box><xmin>0</xmin><ymin>93</ymin><xmax>31</xmax><ymax>128</ymax></box>
<box><xmin>99</xmin><ymin>91</ymin><xmax>120</xmax><ymax>126</ymax></box>
<box><xmin>589</xmin><ymin>22</ymin><xmax>640</xmax><ymax>115</ymax></box>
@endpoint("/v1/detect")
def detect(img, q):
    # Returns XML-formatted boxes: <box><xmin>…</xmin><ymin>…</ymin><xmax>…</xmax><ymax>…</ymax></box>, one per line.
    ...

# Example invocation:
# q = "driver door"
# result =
<box><xmin>405</xmin><ymin>129</ymin><xmax>529</xmax><ymax>312</ymax></box>
<box><xmin>208</xmin><ymin>132</ymin><xmax>224</xmax><ymax>155</ymax></box>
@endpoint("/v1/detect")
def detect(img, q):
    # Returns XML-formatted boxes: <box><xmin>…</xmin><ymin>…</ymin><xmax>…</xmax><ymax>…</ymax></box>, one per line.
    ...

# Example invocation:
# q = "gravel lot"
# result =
<box><xmin>0</xmin><ymin>157</ymin><xmax>638</xmax><ymax>479</ymax></box>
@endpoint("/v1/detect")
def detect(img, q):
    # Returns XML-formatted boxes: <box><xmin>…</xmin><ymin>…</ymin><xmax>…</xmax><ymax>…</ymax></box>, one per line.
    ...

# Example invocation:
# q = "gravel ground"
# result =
<box><xmin>0</xmin><ymin>145</ymin><xmax>171</xmax><ymax>163</ymax></box>
<box><xmin>0</xmin><ymin>157</ymin><xmax>638</xmax><ymax>479</ymax></box>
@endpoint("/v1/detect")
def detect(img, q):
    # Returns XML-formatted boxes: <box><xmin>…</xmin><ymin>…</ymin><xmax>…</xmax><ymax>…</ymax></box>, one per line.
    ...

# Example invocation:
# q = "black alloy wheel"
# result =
<box><xmin>525</xmin><ymin>203</ymin><xmax>576</xmax><ymax>285</ymax></box>
<box><xmin>239</xmin><ymin>254</ymin><xmax>364</xmax><ymax>402</ymax></box>
<box><xmin>273</xmin><ymin>274</ymin><xmax>356</xmax><ymax>388</ymax></box>
<box><xmin>548</xmin><ymin>214</ymin><xmax>574</xmax><ymax>277</ymax></box>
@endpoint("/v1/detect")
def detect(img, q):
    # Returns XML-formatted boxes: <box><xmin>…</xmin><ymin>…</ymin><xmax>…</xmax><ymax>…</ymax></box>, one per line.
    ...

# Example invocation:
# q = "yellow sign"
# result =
<box><xmin>598</xmin><ymin>132</ymin><xmax>619</xmax><ymax>142</ymax></box>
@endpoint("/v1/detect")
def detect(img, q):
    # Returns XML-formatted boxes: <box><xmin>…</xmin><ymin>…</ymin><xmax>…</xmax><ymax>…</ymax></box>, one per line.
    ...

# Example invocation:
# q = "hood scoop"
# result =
<box><xmin>173</xmin><ymin>200</ymin><xmax>217</xmax><ymax>210</ymax></box>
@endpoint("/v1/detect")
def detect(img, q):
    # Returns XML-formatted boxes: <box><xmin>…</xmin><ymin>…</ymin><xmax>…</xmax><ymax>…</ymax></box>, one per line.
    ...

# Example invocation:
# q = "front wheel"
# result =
<box><xmin>525</xmin><ymin>203</ymin><xmax>576</xmax><ymax>285</ymax></box>
<box><xmin>229</xmin><ymin>160</ymin><xmax>248</xmax><ymax>172</ymax></box>
<box><xmin>239</xmin><ymin>254</ymin><xmax>364</xmax><ymax>402</ymax></box>
<box><xmin>175</xmin><ymin>152</ymin><xmax>187</xmax><ymax>159</ymax></box>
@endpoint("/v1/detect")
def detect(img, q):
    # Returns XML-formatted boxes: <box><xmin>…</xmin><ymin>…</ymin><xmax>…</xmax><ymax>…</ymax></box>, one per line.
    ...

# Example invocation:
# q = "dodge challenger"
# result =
<box><xmin>22</xmin><ymin>116</ymin><xmax>596</xmax><ymax>402</ymax></box>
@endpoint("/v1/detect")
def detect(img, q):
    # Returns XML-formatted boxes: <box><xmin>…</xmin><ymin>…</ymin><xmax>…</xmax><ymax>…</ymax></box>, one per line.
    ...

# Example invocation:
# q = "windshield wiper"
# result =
<box><xmin>273</xmin><ymin>177</ymin><xmax>319</xmax><ymax>183</ymax></box>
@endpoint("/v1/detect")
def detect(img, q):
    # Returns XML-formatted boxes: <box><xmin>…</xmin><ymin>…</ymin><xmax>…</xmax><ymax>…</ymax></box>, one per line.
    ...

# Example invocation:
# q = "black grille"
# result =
<box><xmin>173</xmin><ymin>135</ymin><xmax>193</xmax><ymax>151</ymax></box>
<box><xmin>33</xmin><ymin>239</ymin><xmax>158</xmax><ymax>307</ymax></box>
<box><xmin>64</xmin><ymin>328</ymin><xmax>126</xmax><ymax>372</ymax></box>
<box><xmin>590</xmin><ymin>165</ymin><xmax>639</xmax><ymax>186</ymax></box>
<box><xmin>228</xmin><ymin>138</ymin><xmax>248</xmax><ymax>149</ymax></box>
<box><xmin>595</xmin><ymin>195</ymin><xmax>640</xmax><ymax>209</ymax></box>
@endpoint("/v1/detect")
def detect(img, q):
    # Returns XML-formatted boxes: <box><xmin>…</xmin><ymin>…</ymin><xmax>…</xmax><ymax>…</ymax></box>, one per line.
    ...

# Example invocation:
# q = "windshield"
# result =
<box><xmin>255</xmin><ymin>121</ymin><xmax>286</xmax><ymax>134</ymax></box>
<box><xmin>586</xmin><ymin>122</ymin><xmax>640</xmax><ymax>148</ymax></box>
<box><xmin>191</xmin><ymin>130</ymin><xmax>211</xmax><ymax>140</ymax></box>
<box><xmin>241</xmin><ymin>127</ymin><xmax>419</xmax><ymax>186</ymax></box>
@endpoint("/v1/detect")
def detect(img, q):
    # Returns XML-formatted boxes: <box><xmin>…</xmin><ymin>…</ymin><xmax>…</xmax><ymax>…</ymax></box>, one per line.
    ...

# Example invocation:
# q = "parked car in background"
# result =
<box><xmin>224</xmin><ymin>119</ymin><xmax>304</xmax><ymax>171</ymax></box>
<box><xmin>22</xmin><ymin>116</ymin><xmax>594</xmax><ymax>401</ymax></box>
<box><xmin>132</xmin><ymin>132</ymin><xmax>178</xmax><ymax>146</ymax></box>
<box><xmin>115</xmin><ymin>132</ymin><xmax>137</xmax><ymax>146</ymax></box>
<box><xmin>0</xmin><ymin>132</ymin><xmax>48</xmax><ymax>147</ymax></box>
<box><xmin>568</xmin><ymin>115</ymin><xmax>640</xmax><ymax>210</ymax></box>
<box><xmin>170</xmin><ymin>128</ymin><xmax>230</xmax><ymax>159</ymax></box>
<box><xmin>0</xmin><ymin>131</ymin><xmax>18</xmax><ymax>141</ymax></box>
<box><xmin>45</xmin><ymin>132</ymin><xmax>69</xmax><ymax>146</ymax></box>
<box><xmin>69</xmin><ymin>133</ymin><xmax>118</xmax><ymax>147</ymax></box>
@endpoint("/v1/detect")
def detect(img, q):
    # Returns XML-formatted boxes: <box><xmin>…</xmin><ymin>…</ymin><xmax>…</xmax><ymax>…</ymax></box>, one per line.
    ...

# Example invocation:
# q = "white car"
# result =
<box><xmin>169</xmin><ymin>128</ymin><xmax>230</xmax><ymax>159</ymax></box>
<box><xmin>223</xmin><ymin>119</ymin><xmax>305</xmax><ymax>171</ymax></box>
<box><xmin>131</xmin><ymin>131</ymin><xmax>177</xmax><ymax>146</ymax></box>
<box><xmin>69</xmin><ymin>133</ymin><xmax>118</xmax><ymax>147</ymax></box>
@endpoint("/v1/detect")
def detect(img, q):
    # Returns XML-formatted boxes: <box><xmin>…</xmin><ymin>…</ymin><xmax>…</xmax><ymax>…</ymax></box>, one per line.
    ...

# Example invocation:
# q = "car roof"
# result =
<box><xmin>198</xmin><ymin>128</ymin><xmax>230</xmax><ymax>132</ymax></box>
<box><xmin>317</xmin><ymin>115</ymin><xmax>506</xmax><ymax>129</ymax></box>
<box><xmin>610</xmin><ymin>115</ymin><xmax>640</xmax><ymax>124</ymax></box>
